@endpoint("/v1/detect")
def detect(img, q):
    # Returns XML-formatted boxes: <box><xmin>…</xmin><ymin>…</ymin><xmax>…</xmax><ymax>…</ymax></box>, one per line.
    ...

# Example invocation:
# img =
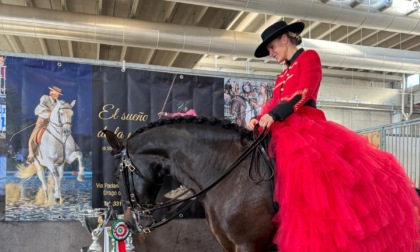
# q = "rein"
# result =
<box><xmin>116</xmin><ymin>125</ymin><xmax>272</xmax><ymax>233</ymax></box>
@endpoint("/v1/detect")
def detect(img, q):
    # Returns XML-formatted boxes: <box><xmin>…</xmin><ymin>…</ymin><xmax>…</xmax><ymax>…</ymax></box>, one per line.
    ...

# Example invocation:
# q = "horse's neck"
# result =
<box><xmin>47</xmin><ymin>114</ymin><xmax>64</xmax><ymax>137</ymax></box>
<box><xmin>163</xmin><ymin>132</ymin><xmax>246</xmax><ymax>191</ymax></box>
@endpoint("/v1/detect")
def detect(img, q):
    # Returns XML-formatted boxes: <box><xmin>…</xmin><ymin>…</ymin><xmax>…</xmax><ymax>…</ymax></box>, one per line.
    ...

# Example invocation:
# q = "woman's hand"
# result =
<box><xmin>258</xmin><ymin>114</ymin><xmax>274</xmax><ymax>129</ymax></box>
<box><xmin>248</xmin><ymin>118</ymin><xmax>259</xmax><ymax>130</ymax></box>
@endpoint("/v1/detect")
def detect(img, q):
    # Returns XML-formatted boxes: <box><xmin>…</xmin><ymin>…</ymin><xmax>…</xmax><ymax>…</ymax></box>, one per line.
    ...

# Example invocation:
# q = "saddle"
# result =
<box><xmin>35</xmin><ymin>128</ymin><xmax>46</xmax><ymax>145</ymax></box>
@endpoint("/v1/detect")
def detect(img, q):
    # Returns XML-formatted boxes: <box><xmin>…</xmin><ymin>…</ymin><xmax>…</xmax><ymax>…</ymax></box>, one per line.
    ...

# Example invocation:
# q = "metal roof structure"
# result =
<box><xmin>0</xmin><ymin>0</ymin><xmax>419</xmax><ymax>81</ymax></box>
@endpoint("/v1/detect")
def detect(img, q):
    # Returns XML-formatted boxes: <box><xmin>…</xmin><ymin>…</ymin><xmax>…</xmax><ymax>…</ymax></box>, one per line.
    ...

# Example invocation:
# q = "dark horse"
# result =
<box><xmin>104</xmin><ymin>116</ymin><xmax>276</xmax><ymax>252</ymax></box>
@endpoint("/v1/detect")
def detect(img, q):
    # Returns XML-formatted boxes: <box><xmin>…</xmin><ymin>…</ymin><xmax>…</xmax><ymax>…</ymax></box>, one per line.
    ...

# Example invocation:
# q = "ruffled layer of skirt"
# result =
<box><xmin>270</xmin><ymin>107</ymin><xmax>420</xmax><ymax>252</ymax></box>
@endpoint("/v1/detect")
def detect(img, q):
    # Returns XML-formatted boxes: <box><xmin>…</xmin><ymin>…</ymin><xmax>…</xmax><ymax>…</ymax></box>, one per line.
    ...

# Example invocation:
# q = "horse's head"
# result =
<box><xmin>51</xmin><ymin>100</ymin><xmax>76</xmax><ymax>136</ymax></box>
<box><xmin>103</xmin><ymin>129</ymin><xmax>169</xmax><ymax>232</ymax></box>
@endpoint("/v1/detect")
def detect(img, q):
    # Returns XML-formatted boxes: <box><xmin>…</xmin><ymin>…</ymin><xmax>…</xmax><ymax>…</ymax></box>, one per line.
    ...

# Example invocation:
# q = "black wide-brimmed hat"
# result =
<box><xmin>254</xmin><ymin>21</ymin><xmax>305</xmax><ymax>58</ymax></box>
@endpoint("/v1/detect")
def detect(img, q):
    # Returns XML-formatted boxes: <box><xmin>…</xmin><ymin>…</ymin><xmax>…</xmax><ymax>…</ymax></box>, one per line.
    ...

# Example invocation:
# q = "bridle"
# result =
<box><xmin>114</xmin><ymin>125</ymin><xmax>273</xmax><ymax>233</ymax></box>
<box><xmin>49</xmin><ymin>105</ymin><xmax>73</xmax><ymax>129</ymax></box>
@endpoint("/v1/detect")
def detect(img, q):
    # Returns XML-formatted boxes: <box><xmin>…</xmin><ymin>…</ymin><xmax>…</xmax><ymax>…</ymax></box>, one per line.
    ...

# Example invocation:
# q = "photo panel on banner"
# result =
<box><xmin>1</xmin><ymin>56</ymin><xmax>227</xmax><ymax>221</ymax></box>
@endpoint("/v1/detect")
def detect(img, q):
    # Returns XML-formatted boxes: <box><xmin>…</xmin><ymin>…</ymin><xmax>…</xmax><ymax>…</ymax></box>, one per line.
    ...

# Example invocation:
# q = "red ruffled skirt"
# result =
<box><xmin>269</xmin><ymin>106</ymin><xmax>420</xmax><ymax>252</ymax></box>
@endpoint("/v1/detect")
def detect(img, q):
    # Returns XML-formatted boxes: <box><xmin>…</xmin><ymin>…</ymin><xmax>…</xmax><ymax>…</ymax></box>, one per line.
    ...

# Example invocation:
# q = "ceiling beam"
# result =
<box><xmin>389</xmin><ymin>34</ymin><xmax>416</xmax><ymax>49</ymax></box>
<box><xmin>146</xmin><ymin>1</ymin><xmax>177</xmax><ymax>65</ymax></box>
<box><xmin>128</xmin><ymin>0</ymin><xmax>139</xmax><ymax>19</ymax></box>
<box><xmin>336</xmin><ymin>27</ymin><xmax>362</xmax><ymax>43</ymax></box>
<box><xmin>60</xmin><ymin>0</ymin><xmax>72</xmax><ymax>58</ymax></box>
<box><xmin>167</xmin><ymin>0</ymin><xmax>420</xmax><ymax>35</ymax></box>
<box><xmin>316</xmin><ymin>24</ymin><xmax>341</xmax><ymax>40</ymax></box>
<box><xmin>67</xmin><ymin>40</ymin><xmax>74</xmax><ymax>57</ymax></box>
<box><xmin>97</xmin><ymin>0</ymin><xmax>103</xmax><ymax>14</ymax></box>
<box><xmin>255</xmin><ymin>16</ymin><xmax>283</xmax><ymax>33</ymax></box>
<box><xmin>406</xmin><ymin>41</ymin><xmax>420</xmax><ymax>50</ymax></box>
<box><xmin>5</xmin><ymin>35</ymin><xmax>23</xmax><ymax>53</ymax></box>
<box><xmin>38</xmin><ymin>38</ymin><xmax>49</xmax><ymax>55</ymax></box>
<box><xmin>27</xmin><ymin>0</ymin><xmax>51</xmax><ymax>57</ymax></box>
<box><xmin>120</xmin><ymin>0</ymin><xmax>140</xmax><ymax>61</ymax></box>
<box><xmin>193</xmin><ymin>6</ymin><xmax>208</xmax><ymax>25</ymax></box>
<box><xmin>371</xmin><ymin>32</ymin><xmax>399</xmax><ymax>47</ymax></box>
<box><xmin>301</xmin><ymin>21</ymin><xmax>322</xmax><ymax>38</ymax></box>
<box><xmin>235</xmin><ymin>12</ymin><xmax>259</xmax><ymax>32</ymax></box>
<box><xmin>1</xmin><ymin>4</ymin><xmax>419</xmax><ymax>74</ymax></box>
<box><xmin>353</xmin><ymin>30</ymin><xmax>379</xmax><ymax>45</ymax></box>
<box><xmin>96</xmin><ymin>44</ymin><xmax>100</xmax><ymax>60</ymax></box>
<box><xmin>25</xmin><ymin>0</ymin><xmax>34</xmax><ymax>7</ymax></box>
<box><xmin>226</xmin><ymin>11</ymin><xmax>244</xmax><ymax>30</ymax></box>
<box><xmin>60</xmin><ymin>0</ymin><xmax>67</xmax><ymax>11</ymax></box>
<box><xmin>120</xmin><ymin>46</ymin><xmax>127</xmax><ymax>62</ymax></box>
<box><xmin>96</xmin><ymin>0</ymin><xmax>103</xmax><ymax>60</ymax></box>
<box><xmin>167</xmin><ymin>52</ymin><xmax>180</xmax><ymax>66</ymax></box>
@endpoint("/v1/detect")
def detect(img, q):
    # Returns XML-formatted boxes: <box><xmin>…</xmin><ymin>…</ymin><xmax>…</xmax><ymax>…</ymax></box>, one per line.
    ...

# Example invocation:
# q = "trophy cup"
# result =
<box><xmin>125</xmin><ymin>232</ymin><xmax>135</xmax><ymax>252</ymax></box>
<box><xmin>77</xmin><ymin>206</ymin><xmax>110</xmax><ymax>252</ymax></box>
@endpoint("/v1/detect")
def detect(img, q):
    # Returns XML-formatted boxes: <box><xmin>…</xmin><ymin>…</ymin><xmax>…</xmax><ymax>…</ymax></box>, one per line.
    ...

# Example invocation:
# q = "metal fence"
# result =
<box><xmin>357</xmin><ymin>118</ymin><xmax>420</xmax><ymax>188</ymax></box>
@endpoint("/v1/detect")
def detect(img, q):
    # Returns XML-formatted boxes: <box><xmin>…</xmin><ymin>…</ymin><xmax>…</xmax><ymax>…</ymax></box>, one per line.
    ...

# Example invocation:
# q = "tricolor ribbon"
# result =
<box><xmin>110</xmin><ymin>220</ymin><xmax>129</xmax><ymax>252</ymax></box>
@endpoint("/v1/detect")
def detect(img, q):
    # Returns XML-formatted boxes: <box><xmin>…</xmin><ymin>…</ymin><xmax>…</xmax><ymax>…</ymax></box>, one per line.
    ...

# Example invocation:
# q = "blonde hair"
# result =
<box><xmin>286</xmin><ymin>32</ymin><xmax>302</xmax><ymax>45</ymax></box>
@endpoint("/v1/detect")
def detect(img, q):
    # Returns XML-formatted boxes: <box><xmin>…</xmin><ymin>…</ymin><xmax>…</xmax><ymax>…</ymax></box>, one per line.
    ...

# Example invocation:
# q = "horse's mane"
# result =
<box><xmin>130</xmin><ymin>116</ymin><xmax>253</xmax><ymax>142</ymax></box>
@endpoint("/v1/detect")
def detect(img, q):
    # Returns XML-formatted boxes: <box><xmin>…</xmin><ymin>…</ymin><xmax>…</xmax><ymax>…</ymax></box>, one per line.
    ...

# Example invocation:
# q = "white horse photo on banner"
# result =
<box><xmin>16</xmin><ymin>100</ymin><xmax>85</xmax><ymax>205</ymax></box>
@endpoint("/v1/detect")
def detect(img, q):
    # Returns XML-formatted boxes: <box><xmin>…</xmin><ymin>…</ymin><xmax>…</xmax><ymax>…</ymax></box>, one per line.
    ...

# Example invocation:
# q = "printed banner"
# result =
<box><xmin>92</xmin><ymin>66</ymin><xmax>224</xmax><ymax>216</ymax></box>
<box><xmin>1</xmin><ymin>56</ymin><xmax>225</xmax><ymax>221</ymax></box>
<box><xmin>224</xmin><ymin>78</ymin><xmax>274</xmax><ymax>128</ymax></box>
<box><xmin>4</xmin><ymin>57</ymin><xmax>92</xmax><ymax>221</ymax></box>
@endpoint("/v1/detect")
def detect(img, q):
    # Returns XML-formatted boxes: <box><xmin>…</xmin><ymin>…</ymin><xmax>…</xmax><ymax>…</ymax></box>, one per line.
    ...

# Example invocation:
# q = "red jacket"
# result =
<box><xmin>259</xmin><ymin>49</ymin><xmax>323</xmax><ymax>121</ymax></box>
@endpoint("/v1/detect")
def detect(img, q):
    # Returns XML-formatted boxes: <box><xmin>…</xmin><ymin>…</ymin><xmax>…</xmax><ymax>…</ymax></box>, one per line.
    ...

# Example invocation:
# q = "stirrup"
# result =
<box><xmin>164</xmin><ymin>185</ymin><xmax>193</xmax><ymax>200</ymax></box>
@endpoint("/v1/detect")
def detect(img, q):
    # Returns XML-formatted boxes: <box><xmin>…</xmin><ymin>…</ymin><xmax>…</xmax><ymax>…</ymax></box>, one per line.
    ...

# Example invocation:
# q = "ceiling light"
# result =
<box><xmin>401</xmin><ymin>0</ymin><xmax>420</xmax><ymax>15</ymax></box>
<box><xmin>415</xmin><ymin>1</ymin><xmax>420</xmax><ymax>11</ymax></box>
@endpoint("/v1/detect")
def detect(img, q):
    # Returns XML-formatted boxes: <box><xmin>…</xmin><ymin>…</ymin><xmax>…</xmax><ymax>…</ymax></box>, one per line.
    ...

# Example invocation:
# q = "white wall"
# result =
<box><xmin>320</xmin><ymin>77</ymin><xmax>400</xmax><ymax>106</ymax></box>
<box><xmin>322</xmin><ymin>107</ymin><xmax>391</xmax><ymax>131</ymax></box>
<box><xmin>317</xmin><ymin>76</ymin><xmax>400</xmax><ymax>130</ymax></box>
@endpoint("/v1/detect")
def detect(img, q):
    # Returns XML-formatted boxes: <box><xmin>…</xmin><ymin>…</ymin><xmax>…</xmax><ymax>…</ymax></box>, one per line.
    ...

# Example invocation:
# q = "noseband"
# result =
<box><xmin>114</xmin><ymin>126</ymin><xmax>273</xmax><ymax>233</ymax></box>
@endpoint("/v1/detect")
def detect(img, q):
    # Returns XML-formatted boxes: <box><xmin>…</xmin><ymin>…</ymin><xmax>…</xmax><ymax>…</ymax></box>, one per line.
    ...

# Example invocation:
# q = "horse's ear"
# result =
<box><xmin>103</xmin><ymin>130</ymin><xmax>124</xmax><ymax>152</ymax></box>
<box><xmin>70</xmin><ymin>100</ymin><xmax>76</xmax><ymax>108</ymax></box>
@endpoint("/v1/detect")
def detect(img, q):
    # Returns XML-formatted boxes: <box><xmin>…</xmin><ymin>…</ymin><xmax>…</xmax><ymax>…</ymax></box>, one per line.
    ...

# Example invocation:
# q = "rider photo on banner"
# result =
<box><xmin>4</xmin><ymin>57</ymin><xmax>92</xmax><ymax>221</ymax></box>
<box><xmin>92</xmin><ymin>65</ymin><xmax>224</xmax><ymax>218</ymax></box>
<box><xmin>224</xmin><ymin>78</ymin><xmax>274</xmax><ymax>128</ymax></box>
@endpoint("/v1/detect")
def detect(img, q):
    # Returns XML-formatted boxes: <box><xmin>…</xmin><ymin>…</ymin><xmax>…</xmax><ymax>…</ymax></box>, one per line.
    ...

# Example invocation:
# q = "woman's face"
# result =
<box><xmin>267</xmin><ymin>34</ymin><xmax>288</xmax><ymax>63</ymax></box>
